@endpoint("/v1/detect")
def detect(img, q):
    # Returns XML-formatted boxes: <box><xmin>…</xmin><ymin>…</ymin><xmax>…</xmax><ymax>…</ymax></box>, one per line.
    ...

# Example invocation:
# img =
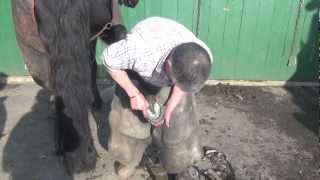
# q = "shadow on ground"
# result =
<box><xmin>0</xmin><ymin>73</ymin><xmax>8</xmax><ymax>140</ymax></box>
<box><xmin>2</xmin><ymin>89</ymin><xmax>72</xmax><ymax>180</ymax></box>
<box><xmin>283</xmin><ymin>0</ymin><xmax>319</xmax><ymax>176</ymax></box>
<box><xmin>285</xmin><ymin>0</ymin><xmax>319</xmax><ymax>136</ymax></box>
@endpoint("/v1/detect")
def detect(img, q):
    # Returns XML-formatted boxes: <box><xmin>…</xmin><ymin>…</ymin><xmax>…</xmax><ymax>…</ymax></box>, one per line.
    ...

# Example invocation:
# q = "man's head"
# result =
<box><xmin>167</xmin><ymin>42</ymin><xmax>212</xmax><ymax>93</ymax></box>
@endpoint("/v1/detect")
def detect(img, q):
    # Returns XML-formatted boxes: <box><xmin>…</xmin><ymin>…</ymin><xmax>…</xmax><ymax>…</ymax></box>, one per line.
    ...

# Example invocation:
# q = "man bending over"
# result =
<box><xmin>102</xmin><ymin>17</ymin><xmax>213</xmax><ymax>127</ymax></box>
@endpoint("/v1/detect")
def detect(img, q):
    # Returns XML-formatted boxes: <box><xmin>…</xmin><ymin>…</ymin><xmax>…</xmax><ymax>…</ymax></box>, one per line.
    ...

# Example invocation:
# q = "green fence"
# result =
<box><xmin>1</xmin><ymin>0</ymin><xmax>319</xmax><ymax>81</ymax></box>
<box><xmin>0</xmin><ymin>0</ymin><xmax>24</xmax><ymax>75</ymax></box>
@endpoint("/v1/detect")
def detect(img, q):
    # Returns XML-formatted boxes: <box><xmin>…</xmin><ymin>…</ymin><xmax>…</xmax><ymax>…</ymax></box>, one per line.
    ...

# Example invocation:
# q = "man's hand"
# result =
<box><xmin>164</xmin><ymin>106</ymin><xmax>174</xmax><ymax>127</ymax></box>
<box><xmin>162</xmin><ymin>85</ymin><xmax>187</xmax><ymax>127</ymax></box>
<box><xmin>129</xmin><ymin>92</ymin><xmax>149</xmax><ymax>118</ymax></box>
<box><xmin>107</xmin><ymin>69</ymin><xmax>149</xmax><ymax>117</ymax></box>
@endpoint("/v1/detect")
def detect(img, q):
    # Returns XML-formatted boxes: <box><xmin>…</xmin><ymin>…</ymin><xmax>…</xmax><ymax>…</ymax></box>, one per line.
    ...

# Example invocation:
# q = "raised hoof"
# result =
<box><xmin>115</xmin><ymin>162</ymin><xmax>136</xmax><ymax>179</ymax></box>
<box><xmin>63</xmin><ymin>145</ymin><xmax>98</xmax><ymax>174</ymax></box>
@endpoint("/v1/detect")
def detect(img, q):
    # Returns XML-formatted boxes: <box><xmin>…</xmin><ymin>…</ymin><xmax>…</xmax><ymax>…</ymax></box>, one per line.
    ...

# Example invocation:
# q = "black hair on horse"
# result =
<box><xmin>24</xmin><ymin>0</ymin><xmax>139</xmax><ymax>173</ymax></box>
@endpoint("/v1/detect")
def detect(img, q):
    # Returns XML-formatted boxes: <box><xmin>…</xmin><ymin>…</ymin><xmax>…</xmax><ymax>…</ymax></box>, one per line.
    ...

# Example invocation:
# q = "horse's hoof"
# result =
<box><xmin>63</xmin><ymin>145</ymin><xmax>98</xmax><ymax>174</ymax></box>
<box><xmin>115</xmin><ymin>162</ymin><xmax>136</xmax><ymax>179</ymax></box>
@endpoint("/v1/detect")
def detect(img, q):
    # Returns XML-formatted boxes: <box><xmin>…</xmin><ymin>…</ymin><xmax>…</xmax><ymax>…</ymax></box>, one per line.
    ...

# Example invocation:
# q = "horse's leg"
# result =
<box><xmin>109</xmin><ymin>83</ymin><xmax>152</xmax><ymax>178</ymax></box>
<box><xmin>12</xmin><ymin>0</ymin><xmax>50</xmax><ymax>88</ymax></box>
<box><xmin>152</xmin><ymin>89</ymin><xmax>202</xmax><ymax>174</ymax></box>
<box><xmin>91</xmin><ymin>62</ymin><xmax>103</xmax><ymax>110</ymax></box>
<box><xmin>90</xmin><ymin>39</ymin><xmax>103</xmax><ymax>109</ymax></box>
<box><xmin>52</xmin><ymin>95</ymin><xmax>97</xmax><ymax>173</ymax></box>
<box><xmin>53</xmin><ymin>96</ymin><xmax>80</xmax><ymax>156</ymax></box>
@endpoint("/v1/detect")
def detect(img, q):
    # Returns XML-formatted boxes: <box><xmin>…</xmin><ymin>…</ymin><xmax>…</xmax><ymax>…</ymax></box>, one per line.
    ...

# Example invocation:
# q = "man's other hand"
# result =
<box><xmin>129</xmin><ymin>92</ymin><xmax>149</xmax><ymax>118</ymax></box>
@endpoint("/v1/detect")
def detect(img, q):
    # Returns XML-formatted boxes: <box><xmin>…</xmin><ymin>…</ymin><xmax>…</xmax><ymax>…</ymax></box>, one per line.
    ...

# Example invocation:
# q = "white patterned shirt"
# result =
<box><xmin>102</xmin><ymin>17</ymin><xmax>213</xmax><ymax>87</ymax></box>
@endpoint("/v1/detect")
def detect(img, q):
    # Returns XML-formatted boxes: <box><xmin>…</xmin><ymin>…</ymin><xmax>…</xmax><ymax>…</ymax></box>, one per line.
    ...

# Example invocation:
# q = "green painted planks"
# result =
<box><xmin>264</xmin><ymin>0</ymin><xmax>296</xmax><ymax>80</ymax></box>
<box><xmin>287</xmin><ymin>0</ymin><xmax>319</xmax><ymax>81</ymax></box>
<box><xmin>219</xmin><ymin>0</ymin><xmax>245</xmax><ymax>80</ymax></box>
<box><xmin>231</xmin><ymin>0</ymin><xmax>261</xmax><ymax>80</ymax></box>
<box><xmin>198</xmin><ymin>0</ymin><xmax>318</xmax><ymax>81</ymax></box>
<box><xmin>0</xmin><ymin>0</ymin><xmax>318</xmax><ymax>81</ymax></box>
<box><xmin>176</xmin><ymin>0</ymin><xmax>199</xmax><ymax>32</ymax></box>
<box><xmin>251</xmin><ymin>0</ymin><xmax>280</xmax><ymax>81</ymax></box>
<box><xmin>277</xmin><ymin>0</ymin><xmax>301</xmax><ymax>80</ymax></box>
<box><xmin>120</xmin><ymin>0</ymin><xmax>198</xmax><ymax>32</ymax></box>
<box><xmin>121</xmin><ymin>0</ymin><xmax>146</xmax><ymax>29</ymax></box>
<box><xmin>0</xmin><ymin>0</ymin><xmax>25</xmax><ymax>76</ymax></box>
<box><xmin>198</xmin><ymin>0</ymin><xmax>229</xmax><ymax>79</ymax></box>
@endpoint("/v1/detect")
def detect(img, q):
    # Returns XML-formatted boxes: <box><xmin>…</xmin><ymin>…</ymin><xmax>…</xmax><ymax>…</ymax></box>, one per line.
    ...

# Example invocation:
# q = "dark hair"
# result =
<box><xmin>171</xmin><ymin>42</ymin><xmax>212</xmax><ymax>92</ymax></box>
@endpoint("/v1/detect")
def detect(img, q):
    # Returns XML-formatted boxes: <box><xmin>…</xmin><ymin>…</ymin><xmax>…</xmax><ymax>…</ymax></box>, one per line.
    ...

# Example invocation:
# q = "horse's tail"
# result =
<box><xmin>50</xmin><ymin>22</ymin><xmax>98</xmax><ymax>172</ymax></box>
<box><xmin>33</xmin><ymin>0</ymin><xmax>97</xmax><ymax>172</ymax></box>
<box><xmin>52</xmin><ymin>53</ymin><xmax>94</xmax><ymax>152</ymax></box>
<box><xmin>50</xmin><ymin>36</ymin><xmax>96</xmax><ymax>171</ymax></box>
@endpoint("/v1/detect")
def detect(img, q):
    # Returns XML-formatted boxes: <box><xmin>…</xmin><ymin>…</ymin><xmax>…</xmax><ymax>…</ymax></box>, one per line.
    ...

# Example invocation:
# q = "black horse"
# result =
<box><xmin>11</xmin><ymin>0</ymin><xmax>139</xmax><ymax>173</ymax></box>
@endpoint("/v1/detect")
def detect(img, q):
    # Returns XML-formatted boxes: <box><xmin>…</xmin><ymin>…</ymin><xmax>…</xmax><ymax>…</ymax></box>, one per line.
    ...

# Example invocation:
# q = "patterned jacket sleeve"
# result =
<box><xmin>101</xmin><ymin>37</ymin><xmax>135</xmax><ymax>71</ymax></box>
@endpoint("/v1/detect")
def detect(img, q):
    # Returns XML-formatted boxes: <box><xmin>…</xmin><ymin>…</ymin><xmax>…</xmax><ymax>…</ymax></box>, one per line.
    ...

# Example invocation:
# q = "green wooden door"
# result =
<box><xmin>1</xmin><ymin>0</ymin><xmax>318</xmax><ymax>81</ymax></box>
<box><xmin>0</xmin><ymin>0</ymin><xmax>25</xmax><ymax>76</ymax></box>
<box><xmin>197</xmin><ymin>0</ymin><xmax>318</xmax><ymax>81</ymax></box>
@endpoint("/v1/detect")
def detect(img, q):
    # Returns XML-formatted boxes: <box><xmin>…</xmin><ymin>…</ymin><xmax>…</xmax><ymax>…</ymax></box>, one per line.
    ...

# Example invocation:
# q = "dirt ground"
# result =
<box><xmin>0</xmin><ymin>83</ymin><xmax>318</xmax><ymax>180</ymax></box>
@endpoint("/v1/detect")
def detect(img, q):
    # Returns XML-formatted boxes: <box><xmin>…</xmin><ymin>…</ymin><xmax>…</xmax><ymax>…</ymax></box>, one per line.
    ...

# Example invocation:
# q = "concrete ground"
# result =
<box><xmin>0</xmin><ymin>83</ymin><xmax>318</xmax><ymax>180</ymax></box>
